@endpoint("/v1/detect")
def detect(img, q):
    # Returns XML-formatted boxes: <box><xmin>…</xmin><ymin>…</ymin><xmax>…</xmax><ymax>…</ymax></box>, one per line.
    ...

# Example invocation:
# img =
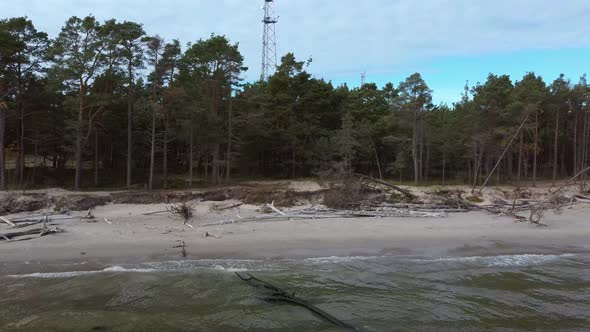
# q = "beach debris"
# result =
<box><xmin>0</xmin><ymin>225</ymin><xmax>64</xmax><ymax>242</ymax></box>
<box><xmin>201</xmin><ymin>205</ymin><xmax>450</xmax><ymax>227</ymax></box>
<box><xmin>574</xmin><ymin>194</ymin><xmax>590</xmax><ymax>201</ymax></box>
<box><xmin>236</xmin><ymin>272</ymin><xmax>360</xmax><ymax>331</ymax></box>
<box><xmin>266</xmin><ymin>202</ymin><xmax>285</xmax><ymax>216</ymax></box>
<box><xmin>210</xmin><ymin>202</ymin><xmax>244</xmax><ymax>212</ymax></box>
<box><xmin>7</xmin><ymin>212</ymin><xmax>77</xmax><ymax>225</ymax></box>
<box><xmin>167</xmin><ymin>202</ymin><xmax>195</xmax><ymax>225</ymax></box>
<box><xmin>354</xmin><ymin>172</ymin><xmax>415</xmax><ymax>199</ymax></box>
<box><xmin>141</xmin><ymin>210</ymin><xmax>170</xmax><ymax>216</ymax></box>
<box><xmin>204</xmin><ymin>231</ymin><xmax>221</xmax><ymax>239</ymax></box>
<box><xmin>0</xmin><ymin>216</ymin><xmax>15</xmax><ymax>227</ymax></box>
<box><xmin>173</xmin><ymin>239</ymin><xmax>186</xmax><ymax>258</ymax></box>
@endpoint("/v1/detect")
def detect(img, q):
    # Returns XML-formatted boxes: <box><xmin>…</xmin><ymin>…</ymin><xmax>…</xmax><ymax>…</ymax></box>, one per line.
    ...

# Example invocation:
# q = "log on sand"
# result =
<box><xmin>353</xmin><ymin>173</ymin><xmax>416</xmax><ymax>199</ymax></box>
<box><xmin>0</xmin><ymin>226</ymin><xmax>64</xmax><ymax>242</ymax></box>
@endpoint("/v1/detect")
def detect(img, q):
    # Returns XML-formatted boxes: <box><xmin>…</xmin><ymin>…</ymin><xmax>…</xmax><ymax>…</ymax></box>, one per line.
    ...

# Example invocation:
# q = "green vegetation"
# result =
<box><xmin>1</xmin><ymin>16</ymin><xmax>589</xmax><ymax>190</ymax></box>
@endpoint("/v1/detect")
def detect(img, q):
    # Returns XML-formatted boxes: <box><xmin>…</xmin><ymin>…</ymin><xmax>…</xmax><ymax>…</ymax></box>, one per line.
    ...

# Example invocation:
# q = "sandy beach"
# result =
<box><xmin>1</xmin><ymin>192</ymin><xmax>589</xmax><ymax>275</ymax></box>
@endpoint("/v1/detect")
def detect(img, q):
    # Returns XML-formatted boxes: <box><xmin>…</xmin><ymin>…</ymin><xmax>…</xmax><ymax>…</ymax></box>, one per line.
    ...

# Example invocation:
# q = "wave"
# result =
<box><xmin>302</xmin><ymin>255</ymin><xmax>382</xmax><ymax>264</ymax></box>
<box><xmin>7</xmin><ymin>266</ymin><xmax>156</xmax><ymax>278</ymax></box>
<box><xmin>414</xmin><ymin>254</ymin><xmax>575</xmax><ymax>267</ymax></box>
<box><xmin>7</xmin><ymin>259</ymin><xmax>278</xmax><ymax>278</ymax></box>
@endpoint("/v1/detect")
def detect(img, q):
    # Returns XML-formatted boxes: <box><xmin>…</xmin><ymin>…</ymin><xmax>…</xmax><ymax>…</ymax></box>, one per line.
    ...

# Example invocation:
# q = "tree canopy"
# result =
<box><xmin>1</xmin><ymin>15</ymin><xmax>589</xmax><ymax>190</ymax></box>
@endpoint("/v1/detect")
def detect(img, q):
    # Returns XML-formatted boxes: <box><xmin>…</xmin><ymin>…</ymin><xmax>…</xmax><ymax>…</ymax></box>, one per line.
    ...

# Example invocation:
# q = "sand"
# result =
<box><xmin>1</xmin><ymin>195</ymin><xmax>589</xmax><ymax>275</ymax></box>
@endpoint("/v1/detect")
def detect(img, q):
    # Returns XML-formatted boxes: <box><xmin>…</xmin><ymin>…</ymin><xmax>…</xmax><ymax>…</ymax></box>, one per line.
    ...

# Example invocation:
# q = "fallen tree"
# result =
<box><xmin>353</xmin><ymin>173</ymin><xmax>416</xmax><ymax>199</ymax></box>
<box><xmin>0</xmin><ymin>225</ymin><xmax>64</xmax><ymax>242</ymax></box>
<box><xmin>236</xmin><ymin>272</ymin><xmax>360</xmax><ymax>331</ymax></box>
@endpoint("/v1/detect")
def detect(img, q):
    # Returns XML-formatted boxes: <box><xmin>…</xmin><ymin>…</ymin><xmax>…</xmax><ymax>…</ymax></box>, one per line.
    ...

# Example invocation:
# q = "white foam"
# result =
<box><xmin>302</xmin><ymin>255</ymin><xmax>381</xmax><ymax>265</ymax></box>
<box><xmin>8</xmin><ymin>266</ymin><xmax>156</xmax><ymax>278</ymax></box>
<box><xmin>418</xmin><ymin>254</ymin><xmax>575</xmax><ymax>267</ymax></box>
<box><xmin>211</xmin><ymin>265</ymin><xmax>250</xmax><ymax>272</ymax></box>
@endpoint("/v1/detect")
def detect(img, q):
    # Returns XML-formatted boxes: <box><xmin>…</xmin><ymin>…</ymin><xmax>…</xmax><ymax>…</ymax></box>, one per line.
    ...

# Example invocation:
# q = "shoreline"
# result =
<box><xmin>2</xmin><ymin>201</ymin><xmax>590</xmax><ymax>275</ymax></box>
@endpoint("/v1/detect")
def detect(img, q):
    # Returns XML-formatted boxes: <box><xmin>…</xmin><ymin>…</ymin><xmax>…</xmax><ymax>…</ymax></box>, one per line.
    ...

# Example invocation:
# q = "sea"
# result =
<box><xmin>1</xmin><ymin>252</ymin><xmax>589</xmax><ymax>331</ymax></box>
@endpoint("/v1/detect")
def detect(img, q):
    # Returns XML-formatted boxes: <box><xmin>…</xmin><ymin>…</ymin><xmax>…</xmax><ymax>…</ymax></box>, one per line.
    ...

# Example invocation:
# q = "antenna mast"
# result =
<box><xmin>261</xmin><ymin>0</ymin><xmax>278</xmax><ymax>80</ymax></box>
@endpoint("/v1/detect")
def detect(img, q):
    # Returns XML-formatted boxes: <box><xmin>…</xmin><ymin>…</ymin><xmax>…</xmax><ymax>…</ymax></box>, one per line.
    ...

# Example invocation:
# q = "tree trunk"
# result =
<box><xmin>425</xmin><ymin>143</ymin><xmax>430</xmax><ymax>183</ymax></box>
<box><xmin>419</xmin><ymin>117</ymin><xmax>424</xmax><ymax>182</ymax></box>
<box><xmin>442</xmin><ymin>151</ymin><xmax>446</xmax><ymax>186</ymax></box>
<box><xmin>18</xmin><ymin>94</ymin><xmax>24</xmax><ymax>187</ymax></box>
<box><xmin>126</xmin><ymin>63</ymin><xmax>133</xmax><ymax>189</ymax></box>
<box><xmin>148</xmin><ymin>106</ymin><xmax>156</xmax><ymax>191</ymax></box>
<box><xmin>573</xmin><ymin>108</ymin><xmax>578</xmax><ymax>176</ymax></box>
<box><xmin>16</xmin><ymin>67</ymin><xmax>24</xmax><ymax>187</ymax></box>
<box><xmin>472</xmin><ymin>142</ymin><xmax>479</xmax><ymax>189</ymax></box>
<box><xmin>213</xmin><ymin>143</ymin><xmax>219</xmax><ymax>185</ymax></box>
<box><xmin>74</xmin><ymin>83</ymin><xmax>85</xmax><ymax>191</ymax></box>
<box><xmin>412</xmin><ymin>111</ymin><xmax>419</xmax><ymax>185</ymax></box>
<box><xmin>582</xmin><ymin>109</ymin><xmax>589</xmax><ymax>185</ymax></box>
<box><xmin>204</xmin><ymin>151</ymin><xmax>208</xmax><ymax>185</ymax></box>
<box><xmin>163</xmin><ymin>116</ymin><xmax>168</xmax><ymax>189</ymax></box>
<box><xmin>94</xmin><ymin>128</ymin><xmax>99</xmax><ymax>186</ymax></box>
<box><xmin>517</xmin><ymin>131</ymin><xmax>523</xmax><ymax>187</ymax></box>
<box><xmin>212</xmin><ymin>82</ymin><xmax>220</xmax><ymax>185</ymax></box>
<box><xmin>553</xmin><ymin>109</ymin><xmax>559</xmax><ymax>185</ymax></box>
<box><xmin>291</xmin><ymin>144</ymin><xmax>296</xmax><ymax>179</ymax></box>
<box><xmin>532</xmin><ymin>108</ymin><xmax>538</xmax><ymax>187</ymax></box>
<box><xmin>32</xmin><ymin>131</ymin><xmax>38</xmax><ymax>186</ymax></box>
<box><xmin>226</xmin><ymin>83</ymin><xmax>233</xmax><ymax>184</ymax></box>
<box><xmin>371</xmin><ymin>138</ymin><xmax>383</xmax><ymax>180</ymax></box>
<box><xmin>0</xmin><ymin>107</ymin><xmax>5</xmax><ymax>190</ymax></box>
<box><xmin>189</xmin><ymin>127</ymin><xmax>194</xmax><ymax>187</ymax></box>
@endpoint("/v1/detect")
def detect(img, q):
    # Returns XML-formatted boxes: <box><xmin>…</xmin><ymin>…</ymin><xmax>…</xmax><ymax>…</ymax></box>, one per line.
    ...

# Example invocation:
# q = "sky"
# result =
<box><xmin>3</xmin><ymin>0</ymin><xmax>590</xmax><ymax>104</ymax></box>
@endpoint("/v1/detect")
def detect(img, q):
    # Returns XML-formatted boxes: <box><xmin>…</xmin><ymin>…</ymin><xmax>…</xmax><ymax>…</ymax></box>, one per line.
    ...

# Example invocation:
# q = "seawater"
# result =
<box><xmin>1</xmin><ymin>253</ymin><xmax>589</xmax><ymax>331</ymax></box>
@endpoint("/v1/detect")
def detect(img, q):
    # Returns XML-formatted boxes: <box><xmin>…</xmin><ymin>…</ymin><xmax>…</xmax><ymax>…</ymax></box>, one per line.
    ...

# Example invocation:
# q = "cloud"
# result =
<box><xmin>3</xmin><ymin>0</ymin><xmax>590</xmax><ymax>82</ymax></box>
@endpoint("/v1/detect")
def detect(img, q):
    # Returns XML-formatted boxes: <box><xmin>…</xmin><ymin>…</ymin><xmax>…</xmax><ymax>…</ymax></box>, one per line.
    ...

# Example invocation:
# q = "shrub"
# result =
<box><xmin>168</xmin><ymin>202</ymin><xmax>195</xmax><ymax>224</ymax></box>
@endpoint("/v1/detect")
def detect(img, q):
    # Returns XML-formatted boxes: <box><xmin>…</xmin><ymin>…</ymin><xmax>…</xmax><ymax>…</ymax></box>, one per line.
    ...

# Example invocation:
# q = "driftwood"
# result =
<box><xmin>200</xmin><ymin>206</ymin><xmax>448</xmax><ymax>228</ymax></box>
<box><xmin>526</xmin><ymin>167</ymin><xmax>590</xmax><ymax>225</ymax></box>
<box><xmin>10</xmin><ymin>220</ymin><xmax>47</xmax><ymax>229</ymax></box>
<box><xmin>236</xmin><ymin>272</ymin><xmax>360</xmax><ymax>331</ymax></box>
<box><xmin>215</xmin><ymin>203</ymin><xmax>244</xmax><ymax>211</ymax></box>
<box><xmin>548</xmin><ymin>167</ymin><xmax>590</xmax><ymax>195</ymax></box>
<box><xmin>10</xmin><ymin>214</ymin><xmax>75</xmax><ymax>224</ymax></box>
<box><xmin>266</xmin><ymin>202</ymin><xmax>285</xmax><ymax>216</ymax></box>
<box><xmin>141</xmin><ymin>210</ymin><xmax>169</xmax><ymax>216</ymax></box>
<box><xmin>353</xmin><ymin>173</ymin><xmax>415</xmax><ymax>199</ymax></box>
<box><xmin>574</xmin><ymin>194</ymin><xmax>590</xmax><ymax>201</ymax></box>
<box><xmin>0</xmin><ymin>226</ymin><xmax>64</xmax><ymax>242</ymax></box>
<box><xmin>204</xmin><ymin>232</ymin><xmax>221</xmax><ymax>239</ymax></box>
<box><xmin>0</xmin><ymin>216</ymin><xmax>15</xmax><ymax>227</ymax></box>
<box><xmin>173</xmin><ymin>240</ymin><xmax>186</xmax><ymax>258</ymax></box>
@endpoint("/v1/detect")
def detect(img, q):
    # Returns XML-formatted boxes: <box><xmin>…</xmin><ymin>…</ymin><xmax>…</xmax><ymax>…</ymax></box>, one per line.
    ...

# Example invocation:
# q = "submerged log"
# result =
<box><xmin>236</xmin><ymin>272</ymin><xmax>360</xmax><ymax>331</ymax></box>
